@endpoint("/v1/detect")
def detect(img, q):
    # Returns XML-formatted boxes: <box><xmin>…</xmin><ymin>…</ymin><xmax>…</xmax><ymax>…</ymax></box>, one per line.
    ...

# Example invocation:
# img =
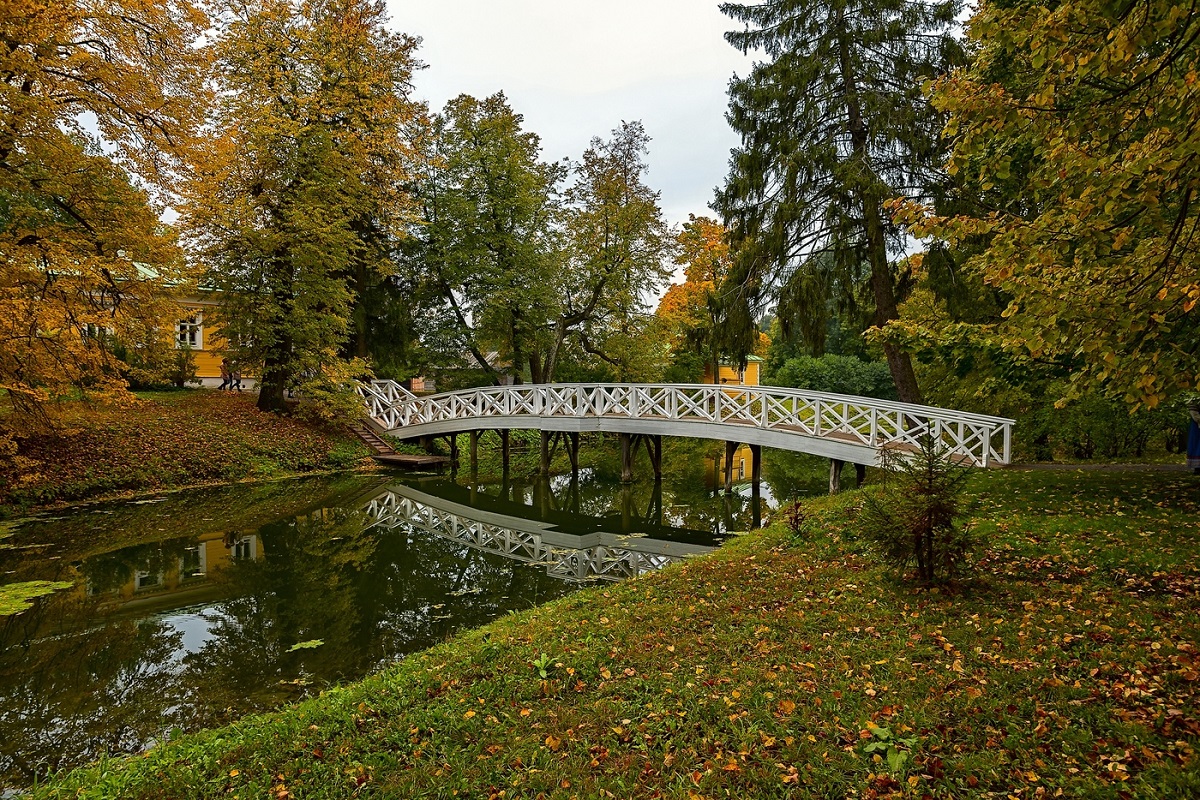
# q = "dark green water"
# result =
<box><xmin>0</xmin><ymin>438</ymin><xmax>833</xmax><ymax>789</ymax></box>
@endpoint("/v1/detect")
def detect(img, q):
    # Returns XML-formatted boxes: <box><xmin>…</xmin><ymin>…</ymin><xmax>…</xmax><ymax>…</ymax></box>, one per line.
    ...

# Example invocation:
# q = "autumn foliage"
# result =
<box><xmin>895</xmin><ymin>0</ymin><xmax>1200</xmax><ymax>408</ymax></box>
<box><xmin>0</xmin><ymin>391</ymin><xmax>365</xmax><ymax>508</ymax></box>
<box><xmin>0</xmin><ymin>0</ymin><xmax>210</xmax><ymax>430</ymax></box>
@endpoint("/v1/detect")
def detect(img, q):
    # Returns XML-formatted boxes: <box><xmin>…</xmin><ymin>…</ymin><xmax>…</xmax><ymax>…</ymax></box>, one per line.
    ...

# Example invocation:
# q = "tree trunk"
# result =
<box><xmin>257</xmin><ymin>336</ymin><xmax>291</xmax><ymax>412</ymax></box>
<box><xmin>836</xmin><ymin>13</ymin><xmax>922</xmax><ymax>404</ymax></box>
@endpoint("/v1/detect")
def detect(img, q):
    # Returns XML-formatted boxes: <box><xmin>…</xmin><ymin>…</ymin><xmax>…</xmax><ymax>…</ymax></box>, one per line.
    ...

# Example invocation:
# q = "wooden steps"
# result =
<box><xmin>348</xmin><ymin>421</ymin><xmax>451</xmax><ymax>470</ymax></box>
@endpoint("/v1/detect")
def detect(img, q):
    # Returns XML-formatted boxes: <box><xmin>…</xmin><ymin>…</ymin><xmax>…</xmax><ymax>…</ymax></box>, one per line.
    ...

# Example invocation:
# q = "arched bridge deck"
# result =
<box><xmin>359</xmin><ymin>381</ymin><xmax>1014</xmax><ymax>468</ymax></box>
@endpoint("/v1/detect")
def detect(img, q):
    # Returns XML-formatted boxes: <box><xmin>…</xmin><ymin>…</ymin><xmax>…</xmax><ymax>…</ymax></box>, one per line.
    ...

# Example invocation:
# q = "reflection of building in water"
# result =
<box><xmin>84</xmin><ymin>532</ymin><xmax>261</xmax><ymax>612</ymax></box>
<box><xmin>704</xmin><ymin>443</ymin><xmax>755</xmax><ymax>492</ymax></box>
<box><xmin>366</xmin><ymin>487</ymin><xmax>713</xmax><ymax>584</ymax></box>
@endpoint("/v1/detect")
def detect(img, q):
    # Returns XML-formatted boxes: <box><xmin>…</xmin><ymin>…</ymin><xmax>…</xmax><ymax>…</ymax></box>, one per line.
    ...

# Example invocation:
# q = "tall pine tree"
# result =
<box><xmin>716</xmin><ymin>0</ymin><xmax>962</xmax><ymax>403</ymax></box>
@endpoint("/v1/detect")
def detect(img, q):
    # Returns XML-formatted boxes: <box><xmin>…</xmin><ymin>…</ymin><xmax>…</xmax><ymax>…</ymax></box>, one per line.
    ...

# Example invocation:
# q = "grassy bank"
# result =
<box><xmin>33</xmin><ymin>469</ymin><xmax>1200</xmax><ymax>799</ymax></box>
<box><xmin>1</xmin><ymin>391</ymin><xmax>369</xmax><ymax>512</ymax></box>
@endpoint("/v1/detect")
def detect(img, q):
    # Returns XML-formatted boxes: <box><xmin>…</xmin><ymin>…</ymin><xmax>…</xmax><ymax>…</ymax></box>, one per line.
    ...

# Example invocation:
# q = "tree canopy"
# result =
<box><xmin>716</xmin><ymin>0</ymin><xmax>963</xmax><ymax>403</ymax></box>
<box><xmin>1</xmin><ymin>0</ymin><xmax>209</xmax><ymax>426</ymax></box>
<box><xmin>185</xmin><ymin>0</ymin><xmax>423</xmax><ymax>412</ymax></box>
<box><xmin>895</xmin><ymin>0</ymin><xmax>1200</xmax><ymax>409</ymax></box>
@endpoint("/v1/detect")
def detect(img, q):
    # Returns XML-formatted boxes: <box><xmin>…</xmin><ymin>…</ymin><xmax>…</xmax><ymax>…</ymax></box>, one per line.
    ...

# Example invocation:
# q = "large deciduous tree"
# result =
<box><xmin>657</xmin><ymin>215</ymin><xmax>768</xmax><ymax>379</ymax></box>
<box><xmin>412</xmin><ymin>93</ymin><xmax>565</xmax><ymax>385</ymax></box>
<box><xmin>187</xmin><ymin>0</ymin><xmax>422</xmax><ymax>412</ymax></box>
<box><xmin>716</xmin><ymin>0</ymin><xmax>963</xmax><ymax>403</ymax></box>
<box><xmin>415</xmin><ymin>116</ymin><xmax>673</xmax><ymax>384</ymax></box>
<box><xmin>553</xmin><ymin>121</ymin><xmax>674</xmax><ymax>382</ymax></box>
<box><xmin>896</xmin><ymin>0</ymin><xmax>1200</xmax><ymax>409</ymax></box>
<box><xmin>0</xmin><ymin>0</ymin><xmax>209</xmax><ymax>425</ymax></box>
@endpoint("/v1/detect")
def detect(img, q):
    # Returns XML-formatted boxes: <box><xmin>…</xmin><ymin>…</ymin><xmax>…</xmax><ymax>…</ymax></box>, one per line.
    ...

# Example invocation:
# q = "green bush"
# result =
<box><xmin>765</xmin><ymin>354</ymin><xmax>897</xmax><ymax>400</ymax></box>
<box><xmin>1018</xmin><ymin>394</ymin><xmax>1187</xmax><ymax>461</ymax></box>
<box><xmin>855</xmin><ymin>435</ymin><xmax>976</xmax><ymax>583</ymax></box>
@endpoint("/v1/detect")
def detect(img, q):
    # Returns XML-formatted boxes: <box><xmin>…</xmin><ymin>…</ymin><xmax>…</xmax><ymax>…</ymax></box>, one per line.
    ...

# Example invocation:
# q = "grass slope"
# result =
<box><xmin>1</xmin><ymin>391</ymin><xmax>369</xmax><ymax>511</ymax></box>
<box><xmin>34</xmin><ymin>470</ymin><xmax>1200</xmax><ymax>799</ymax></box>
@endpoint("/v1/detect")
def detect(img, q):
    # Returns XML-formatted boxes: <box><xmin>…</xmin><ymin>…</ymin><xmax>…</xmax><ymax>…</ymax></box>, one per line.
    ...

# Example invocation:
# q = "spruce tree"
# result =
<box><xmin>716</xmin><ymin>0</ymin><xmax>962</xmax><ymax>403</ymax></box>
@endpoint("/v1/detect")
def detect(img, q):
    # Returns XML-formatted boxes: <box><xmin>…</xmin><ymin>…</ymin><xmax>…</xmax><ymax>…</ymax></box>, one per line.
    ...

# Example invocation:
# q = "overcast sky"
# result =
<box><xmin>383</xmin><ymin>0</ymin><xmax>755</xmax><ymax>228</ymax></box>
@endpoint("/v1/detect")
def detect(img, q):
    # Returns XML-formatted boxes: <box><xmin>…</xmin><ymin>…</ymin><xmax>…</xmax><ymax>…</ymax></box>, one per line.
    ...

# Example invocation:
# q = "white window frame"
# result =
<box><xmin>176</xmin><ymin>312</ymin><xmax>203</xmax><ymax>350</ymax></box>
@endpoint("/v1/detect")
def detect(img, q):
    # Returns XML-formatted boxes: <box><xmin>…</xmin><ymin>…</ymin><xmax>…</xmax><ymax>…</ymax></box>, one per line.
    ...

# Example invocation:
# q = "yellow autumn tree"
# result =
<box><xmin>0</xmin><ymin>0</ymin><xmax>210</xmax><ymax>429</ymax></box>
<box><xmin>656</xmin><ymin>215</ymin><xmax>766</xmax><ymax>379</ymax></box>
<box><xmin>895</xmin><ymin>0</ymin><xmax>1200</xmax><ymax>409</ymax></box>
<box><xmin>185</xmin><ymin>0</ymin><xmax>424</xmax><ymax>413</ymax></box>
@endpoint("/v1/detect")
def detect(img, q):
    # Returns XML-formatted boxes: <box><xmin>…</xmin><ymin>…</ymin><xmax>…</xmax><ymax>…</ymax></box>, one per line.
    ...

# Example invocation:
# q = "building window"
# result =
<box><xmin>176</xmin><ymin>313</ymin><xmax>203</xmax><ymax>350</ymax></box>
<box><xmin>135</xmin><ymin>571</ymin><xmax>162</xmax><ymax>591</ymax></box>
<box><xmin>232</xmin><ymin>536</ymin><xmax>256</xmax><ymax>561</ymax></box>
<box><xmin>81</xmin><ymin>323</ymin><xmax>114</xmax><ymax>341</ymax></box>
<box><xmin>180</xmin><ymin>546</ymin><xmax>205</xmax><ymax>580</ymax></box>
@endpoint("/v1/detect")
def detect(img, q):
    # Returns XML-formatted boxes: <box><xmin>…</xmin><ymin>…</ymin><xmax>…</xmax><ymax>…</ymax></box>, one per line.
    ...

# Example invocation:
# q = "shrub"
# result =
<box><xmin>765</xmin><ymin>354</ymin><xmax>897</xmax><ymax>400</ymax></box>
<box><xmin>855</xmin><ymin>435</ymin><xmax>975</xmax><ymax>583</ymax></box>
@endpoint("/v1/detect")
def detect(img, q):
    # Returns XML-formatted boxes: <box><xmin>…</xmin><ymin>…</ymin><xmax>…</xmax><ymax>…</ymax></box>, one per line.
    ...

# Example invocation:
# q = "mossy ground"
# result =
<box><xmin>30</xmin><ymin>468</ymin><xmax>1200</xmax><ymax>799</ymax></box>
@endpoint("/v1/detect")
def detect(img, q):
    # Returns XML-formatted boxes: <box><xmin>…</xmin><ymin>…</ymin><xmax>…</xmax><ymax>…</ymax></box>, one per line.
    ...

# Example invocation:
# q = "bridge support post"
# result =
<box><xmin>749</xmin><ymin>444</ymin><xmax>761</xmax><ymax>489</ymax></box>
<box><xmin>647</xmin><ymin>481</ymin><xmax>663</xmax><ymax>526</ymax></box>
<box><xmin>567</xmin><ymin>432</ymin><xmax>580</xmax><ymax>475</ymax></box>
<box><xmin>829</xmin><ymin>459</ymin><xmax>844</xmax><ymax>495</ymax></box>
<box><xmin>855</xmin><ymin>463</ymin><xmax>867</xmax><ymax>488</ymax></box>
<box><xmin>648</xmin><ymin>435</ymin><xmax>662</xmax><ymax>482</ymax></box>
<box><xmin>469</xmin><ymin>430</ymin><xmax>479</xmax><ymax>474</ymax></box>
<box><xmin>539</xmin><ymin>430</ymin><xmax>551</xmax><ymax>476</ymax></box>
<box><xmin>620</xmin><ymin>485</ymin><xmax>635</xmax><ymax>532</ymax></box>
<box><xmin>724</xmin><ymin>441</ymin><xmax>738</xmax><ymax>494</ymax></box>
<box><xmin>447</xmin><ymin>435</ymin><xmax>459</xmax><ymax>467</ymax></box>
<box><xmin>500</xmin><ymin>429</ymin><xmax>510</xmax><ymax>475</ymax></box>
<box><xmin>620</xmin><ymin>433</ymin><xmax>634</xmax><ymax>483</ymax></box>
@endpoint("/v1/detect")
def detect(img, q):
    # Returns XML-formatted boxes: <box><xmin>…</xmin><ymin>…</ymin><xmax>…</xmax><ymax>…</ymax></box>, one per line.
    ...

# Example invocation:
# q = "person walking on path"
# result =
<box><xmin>231</xmin><ymin>365</ymin><xmax>243</xmax><ymax>392</ymax></box>
<box><xmin>1188</xmin><ymin>401</ymin><xmax>1200</xmax><ymax>475</ymax></box>
<box><xmin>218</xmin><ymin>358</ymin><xmax>232</xmax><ymax>391</ymax></box>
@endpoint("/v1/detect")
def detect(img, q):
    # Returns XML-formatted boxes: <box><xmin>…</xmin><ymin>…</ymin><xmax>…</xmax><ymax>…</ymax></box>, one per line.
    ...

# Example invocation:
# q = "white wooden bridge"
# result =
<box><xmin>364</xmin><ymin>484</ymin><xmax>713</xmax><ymax>584</ymax></box>
<box><xmin>358</xmin><ymin>381</ymin><xmax>1014</xmax><ymax>473</ymax></box>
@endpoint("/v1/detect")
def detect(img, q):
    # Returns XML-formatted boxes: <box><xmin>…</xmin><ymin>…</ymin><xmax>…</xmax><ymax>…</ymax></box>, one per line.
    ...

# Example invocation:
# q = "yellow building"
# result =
<box><xmin>701</xmin><ymin>356</ymin><xmax>763</xmax><ymax>386</ymax></box>
<box><xmin>172</xmin><ymin>293</ymin><xmax>259</xmax><ymax>388</ymax></box>
<box><xmin>172</xmin><ymin>294</ymin><xmax>225</xmax><ymax>385</ymax></box>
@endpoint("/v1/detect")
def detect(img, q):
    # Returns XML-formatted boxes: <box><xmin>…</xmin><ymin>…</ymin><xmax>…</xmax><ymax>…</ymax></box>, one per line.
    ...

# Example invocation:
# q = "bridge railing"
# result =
<box><xmin>361</xmin><ymin>381</ymin><xmax>1014</xmax><ymax>467</ymax></box>
<box><xmin>365</xmin><ymin>489</ymin><xmax>696</xmax><ymax>583</ymax></box>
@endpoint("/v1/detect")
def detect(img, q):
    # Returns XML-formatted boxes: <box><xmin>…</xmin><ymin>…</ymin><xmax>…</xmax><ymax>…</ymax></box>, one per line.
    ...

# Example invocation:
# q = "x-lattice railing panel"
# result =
<box><xmin>364</xmin><ymin>490</ymin><xmax>691</xmax><ymax>583</ymax></box>
<box><xmin>359</xmin><ymin>381</ymin><xmax>1014</xmax><ymax>467</ymax></box>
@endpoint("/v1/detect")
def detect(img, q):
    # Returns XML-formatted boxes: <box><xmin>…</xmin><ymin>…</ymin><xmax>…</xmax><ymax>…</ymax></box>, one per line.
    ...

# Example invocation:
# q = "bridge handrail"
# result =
<box><xmin>360</xmin><ymin>380</ymin><xmax>1015</xmax><ymax>466</ymax></box>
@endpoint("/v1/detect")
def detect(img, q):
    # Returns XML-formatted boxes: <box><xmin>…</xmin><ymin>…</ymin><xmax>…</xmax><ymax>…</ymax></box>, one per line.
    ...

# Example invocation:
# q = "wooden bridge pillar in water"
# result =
<box><xmin>539</xmin><ymin>431</ymin><xmax>552</xmax><ymax>477</ymax></box>
<box><xmin>538</xmin><ymin>431</ymin><xmax>583</xmax><ymax>477</ymax></box>
<box><xmin>499</xmin><ymin>429</ymin><xmax>510</xmax><ymax>482</ymax></box>
<box><xmin>469</xmin><ymin>430</ymin><xmax>479</xmax><ymax>475</ymax></box>
<box><xmin>619</xmin><ymin>433</ymin><xmax>662</xmax><ymax>484</ymax></box>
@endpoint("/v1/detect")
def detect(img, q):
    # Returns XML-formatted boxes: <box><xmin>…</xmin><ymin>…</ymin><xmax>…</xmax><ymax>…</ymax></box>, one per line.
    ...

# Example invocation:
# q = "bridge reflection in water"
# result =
<box><xmin>364</xmin><ymin>480</ymin><xmax>728</xmax><ymax>584</ymax></box>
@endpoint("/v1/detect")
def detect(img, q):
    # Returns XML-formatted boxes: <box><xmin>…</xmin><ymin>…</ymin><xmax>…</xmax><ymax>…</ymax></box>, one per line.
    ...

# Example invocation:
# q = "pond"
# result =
<box><xmin>0</xmin><ymin>437</ymin><xmax>835</xmax><ymax>790</ymax></box>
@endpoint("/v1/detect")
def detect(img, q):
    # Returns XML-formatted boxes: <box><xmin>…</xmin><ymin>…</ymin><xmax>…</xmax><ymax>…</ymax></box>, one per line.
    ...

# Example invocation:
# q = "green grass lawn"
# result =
<box><xmin>29</xmin><ymin>468</ymin><xmax>1200</xmax><ymax>799</ymax></box>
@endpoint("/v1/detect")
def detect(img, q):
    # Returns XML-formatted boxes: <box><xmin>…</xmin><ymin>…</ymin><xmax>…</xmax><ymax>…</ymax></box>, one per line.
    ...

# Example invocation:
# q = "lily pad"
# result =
<box><xmin>287</xmin><ymin>639</ymin><xmax>325</xmax><ymax>652</ymax></box>
<box><xmin>0</xmin><ymin>580</ymin><xmax>74</xmax><ymax>616</ymax></box>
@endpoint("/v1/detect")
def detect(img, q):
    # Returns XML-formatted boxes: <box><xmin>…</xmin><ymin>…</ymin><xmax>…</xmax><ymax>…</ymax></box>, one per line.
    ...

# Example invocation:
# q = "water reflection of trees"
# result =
<box><xmin>0</xmin><ymin>452</ymin><xmax>830</xmax><ymax>789</ymax></box>
<box><xmin>461</xmin><ymin>436</ymin><xmax>832</xmax><ymax>535</ymax></box>
<box><xmin>0</xmin><ymin>487</ymin><xmax>574</xmax><ymax>789</ymax></box>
